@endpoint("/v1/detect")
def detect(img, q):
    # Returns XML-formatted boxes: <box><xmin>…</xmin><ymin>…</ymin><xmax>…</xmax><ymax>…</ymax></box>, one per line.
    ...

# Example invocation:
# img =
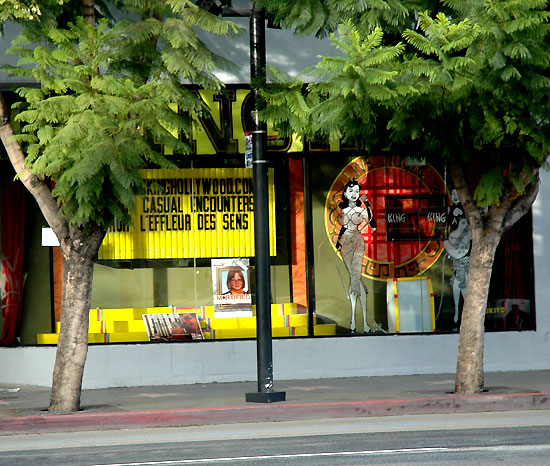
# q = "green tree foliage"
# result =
<box><xmin>394</xmin><ymin>3</ymin><xmax>550</xmax><ymax>204</ymax></box>
<box><xmin>3</xmin><ymin>0</ymin><xmax>243</xmax><ymax>230</ymax></box>
<box><xmin>262</xmin><ymin>24</ymin><xmax>413</xmax><ymax>147</ymax></box>
<box><xmin>256</xmin><ymin>0</ymin><xmax>432</xmax><ymax>38</ymax></box>
<box><xmin>263</xmin><ymin>1</ymin><xmax>550</xmax><ymax>171</ymax></box>
<box><xmin>0</xmin><ymin>0</ymin><xmax>44</xmax><ymax>22</ymax></box>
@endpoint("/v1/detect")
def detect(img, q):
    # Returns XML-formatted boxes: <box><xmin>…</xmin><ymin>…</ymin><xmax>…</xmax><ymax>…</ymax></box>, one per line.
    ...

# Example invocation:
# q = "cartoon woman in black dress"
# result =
<box><xmin>335</xmin><ymin>180</ymin><xmax>379</xmax><ymax>333</ymax></box>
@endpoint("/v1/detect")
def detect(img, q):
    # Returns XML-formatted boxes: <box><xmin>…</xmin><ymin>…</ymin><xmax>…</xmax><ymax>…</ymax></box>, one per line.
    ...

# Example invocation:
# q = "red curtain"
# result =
<box><xmin>504</xmin><ymin>210</ymin><xmax>534</xmax><ymax>299</ymax></box>
<box><xmin>288</xmin><ymin>158</ymin><xmax>307</xmax><ymax>308</ymax></box>
<box><xmin>1</xmin><ymin>171</ymin><xmax>26</xmax><ymax>345</ymax></box>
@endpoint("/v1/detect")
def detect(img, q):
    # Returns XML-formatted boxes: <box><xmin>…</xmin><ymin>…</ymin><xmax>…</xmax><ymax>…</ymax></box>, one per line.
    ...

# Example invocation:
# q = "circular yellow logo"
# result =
<box><xmin>325</xmin><ymin>156</ymin><xmax>447</xmax><ymax>280</ymax></box>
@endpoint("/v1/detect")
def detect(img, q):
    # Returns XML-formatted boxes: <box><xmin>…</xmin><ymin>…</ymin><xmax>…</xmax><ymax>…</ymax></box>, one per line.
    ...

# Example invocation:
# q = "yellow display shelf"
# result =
<box><xmin>106</xmin><ymin>332</ymin><xmax>149</xmax><ymax>343</ymax></box>
<box><xmin>36</xmin><ymin>333</ymin><xmax>59</xmax><ymax>345</ymax></box>
<box><xmin>314</xmin><ymin>324</ymin><xmax>339</xmax><ymax>336</ymax></box>
<box><xmin>37</xmin><ymin>333</ymin><xmax>108</xmax><ymax>344</ymax></box>
<box><xmin>112</xmin><ymin>320</ymin><xmax>147</xmax><ymax>333</ymax></box>
<box><xmin>37</xmin><ymin>304</ymin><xmax>335</xmax><ymax>344</ymax></box>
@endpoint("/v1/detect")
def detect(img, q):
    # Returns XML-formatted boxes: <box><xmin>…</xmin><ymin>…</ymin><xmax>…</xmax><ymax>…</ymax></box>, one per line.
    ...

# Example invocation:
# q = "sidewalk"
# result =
<box><xmin>1</xmin><ymin>370</ymin><xmax>550</xmax><ymax>434</ymax></box>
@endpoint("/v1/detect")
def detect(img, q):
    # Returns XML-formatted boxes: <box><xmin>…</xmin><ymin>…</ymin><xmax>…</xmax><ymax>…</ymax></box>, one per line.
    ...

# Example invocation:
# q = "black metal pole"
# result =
<box><xmin>245</xmin><ymin>4</ymin><xmax>285</xmax><ymax>403</ymax></box>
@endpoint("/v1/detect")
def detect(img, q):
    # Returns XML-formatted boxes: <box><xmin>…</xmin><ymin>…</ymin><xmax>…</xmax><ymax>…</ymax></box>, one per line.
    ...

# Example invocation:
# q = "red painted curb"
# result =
<box><xmin>1</xmin><ymin>392</ymin><xmax>549</xmax><ymax>433</ymax></box>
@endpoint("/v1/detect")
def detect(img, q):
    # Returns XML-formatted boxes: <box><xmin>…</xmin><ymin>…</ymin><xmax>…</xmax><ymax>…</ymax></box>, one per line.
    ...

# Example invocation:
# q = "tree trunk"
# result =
<box><xmin>454</xmin><ymin>229</ymin><xmax>500</xmax><ymax>393</ymax></box>
<box><xmin>451</xmin><ymin>161</ymin><xmax>540</xmax><ymax>394</ymax></box>
<box><xmin>81</xmin><ymin>0</ymin><xmax>95</xmax><ymax>26</ymax></box>
<box><xmin>49</xmin><ymin>226</ymin><xmax>105</xmax><ymax>412</ymax></box>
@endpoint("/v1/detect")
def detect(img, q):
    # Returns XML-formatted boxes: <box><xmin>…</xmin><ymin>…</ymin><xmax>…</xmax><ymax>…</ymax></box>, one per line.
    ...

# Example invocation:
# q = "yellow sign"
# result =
<box><xmin>98</xmin><ymin>168</ymin><xmax>276</xmax><ymax>259</ymax></box>
<box><xmin>162</xmin><ymin>89</ymin><xmax>304</xmax><ymax>156</ymax></box>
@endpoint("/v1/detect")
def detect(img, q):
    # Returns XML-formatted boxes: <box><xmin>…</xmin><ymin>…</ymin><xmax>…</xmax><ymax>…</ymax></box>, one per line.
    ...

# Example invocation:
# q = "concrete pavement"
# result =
<box><xmin>1</xmin><ymin>370</ymin><xmax>550</xmax><ymax>433</ymax></box>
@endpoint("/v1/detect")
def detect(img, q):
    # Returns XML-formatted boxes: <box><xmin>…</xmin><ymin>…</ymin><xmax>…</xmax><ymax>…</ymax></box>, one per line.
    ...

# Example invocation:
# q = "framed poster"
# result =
<box><xmin>212</xmin><ymin>258</ymin><xmax>252</xmax><ymax>316</ymax></box>
<box><xmin>485</xmin><ymin>298</ymin><xmax>532</xmax><ymax>331</ymax></box>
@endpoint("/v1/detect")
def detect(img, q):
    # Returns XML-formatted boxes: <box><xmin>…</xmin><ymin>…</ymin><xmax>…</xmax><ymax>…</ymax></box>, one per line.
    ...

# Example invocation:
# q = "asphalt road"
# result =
<box><xmin>2</xmin><ymin>411</ymin><xmax>550</xmax><ymax>466</ymax></box>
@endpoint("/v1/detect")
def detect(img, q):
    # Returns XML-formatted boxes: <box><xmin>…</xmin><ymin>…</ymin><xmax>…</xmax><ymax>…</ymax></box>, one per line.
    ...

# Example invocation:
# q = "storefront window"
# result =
<box><xmin>84</xmin><ymin>160</ymin><xmax>297</xmax><ymax>342</ymax></box>
<box><xmin>310</xmin><ymin>154</ymin><xmax>536</xmax><ymax>335</ymax></box>
<box><xmin>23</xmin><ymin>87</ymin><xmax>536</xmax><ymax>345</ymax></box>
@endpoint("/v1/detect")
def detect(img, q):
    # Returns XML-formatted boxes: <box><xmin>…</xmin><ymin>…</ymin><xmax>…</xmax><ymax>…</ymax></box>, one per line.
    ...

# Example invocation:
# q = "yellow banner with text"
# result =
<box><xmin>98</xmin><ymin>168</ymin><xmax>276</xmax><ymax>260</ymax></box>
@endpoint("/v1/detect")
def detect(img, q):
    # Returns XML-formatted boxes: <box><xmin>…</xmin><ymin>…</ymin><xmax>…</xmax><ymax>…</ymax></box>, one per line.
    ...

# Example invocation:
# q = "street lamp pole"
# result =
<box><xmin>195</xmin><ymin>0</ymin><xmax>285</xmax><ymax>403</ymax></box>
<box><xmin>245</xmin><ymin>3</ymin><xmax>285</xmax><ymax>403</ymax></box>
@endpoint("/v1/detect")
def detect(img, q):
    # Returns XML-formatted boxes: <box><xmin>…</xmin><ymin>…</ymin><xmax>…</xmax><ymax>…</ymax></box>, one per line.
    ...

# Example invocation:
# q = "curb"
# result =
<box><xmin>2</xmin><ymin>392</ymin><xmax>550</xmax><ymax>433</ymax></box>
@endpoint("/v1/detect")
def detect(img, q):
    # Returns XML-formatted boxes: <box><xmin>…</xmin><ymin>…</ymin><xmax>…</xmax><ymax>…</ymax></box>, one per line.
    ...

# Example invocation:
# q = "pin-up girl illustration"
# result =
<box><xmin>335</xmin><ymin>179</ymin><xmax>379</xmax><ymax>333</ymax></box>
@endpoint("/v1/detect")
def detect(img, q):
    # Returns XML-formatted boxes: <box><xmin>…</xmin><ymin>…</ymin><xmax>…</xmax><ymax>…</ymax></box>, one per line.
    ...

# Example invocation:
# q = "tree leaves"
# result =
<box><xmin>262</xmin><ymin>0</ymin><xmax>550</xmax><ymax>207</ymax></box>
<box><xmin>262</xmin><ymin>25</ymin><xmax>410</xmax><ymax>148</ymax></box>
<box><xmin>3</xmin><ymin>3</ymin><xmax>242</xmax><ymax>230</ymax></box>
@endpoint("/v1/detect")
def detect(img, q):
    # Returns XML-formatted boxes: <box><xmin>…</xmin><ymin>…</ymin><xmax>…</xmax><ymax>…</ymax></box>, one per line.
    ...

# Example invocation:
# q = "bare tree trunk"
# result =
<box><xmin>48</xmin><ymin>0</ymin><xmax>100</xmax><ymax>411</ymax></box>
<box><xmin>81</xmin><ymin>0</ymin><xmax>95</xmax><ymax>26</ymax></box>
<box><xmin>454</xmin><ymin>230</ymin><xmax>500</xmax><ymax>393</ymax></box>
<box><xmin>50</xmin><ymin>226</ymin><xmax>105</xmax><ymax>412</ymax></box>
<box><xmin>451</xmin><ymin>161</ymin><xmax>540</xmax><ymax>394</ymax></box>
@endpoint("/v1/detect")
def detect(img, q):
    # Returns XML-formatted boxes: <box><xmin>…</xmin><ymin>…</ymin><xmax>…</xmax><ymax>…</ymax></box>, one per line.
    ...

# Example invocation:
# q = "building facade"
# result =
<box><xmin>1</xmin><ymin>14</ymin><xmax>549</xmax><ymax>388</ymax></box>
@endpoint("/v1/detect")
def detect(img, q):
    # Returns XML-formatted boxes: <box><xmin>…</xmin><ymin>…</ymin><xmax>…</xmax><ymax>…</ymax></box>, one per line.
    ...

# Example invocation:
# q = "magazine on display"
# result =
<box><xmin>142</xmin><ymin>312</ymin><xmax>203</xmax><ymax>341</ymax></box>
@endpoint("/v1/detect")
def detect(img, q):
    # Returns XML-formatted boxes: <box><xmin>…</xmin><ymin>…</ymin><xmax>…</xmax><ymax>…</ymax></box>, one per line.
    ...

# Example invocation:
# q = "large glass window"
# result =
<box><xmin>20</xmin><ymin>85</ymin><xmax>535</xmax><ymax>345</ymax></box>
<box><xmin>309</xmin><ymin>154</ymin><xmax>536</xmax><ymax>335</ymax></box>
